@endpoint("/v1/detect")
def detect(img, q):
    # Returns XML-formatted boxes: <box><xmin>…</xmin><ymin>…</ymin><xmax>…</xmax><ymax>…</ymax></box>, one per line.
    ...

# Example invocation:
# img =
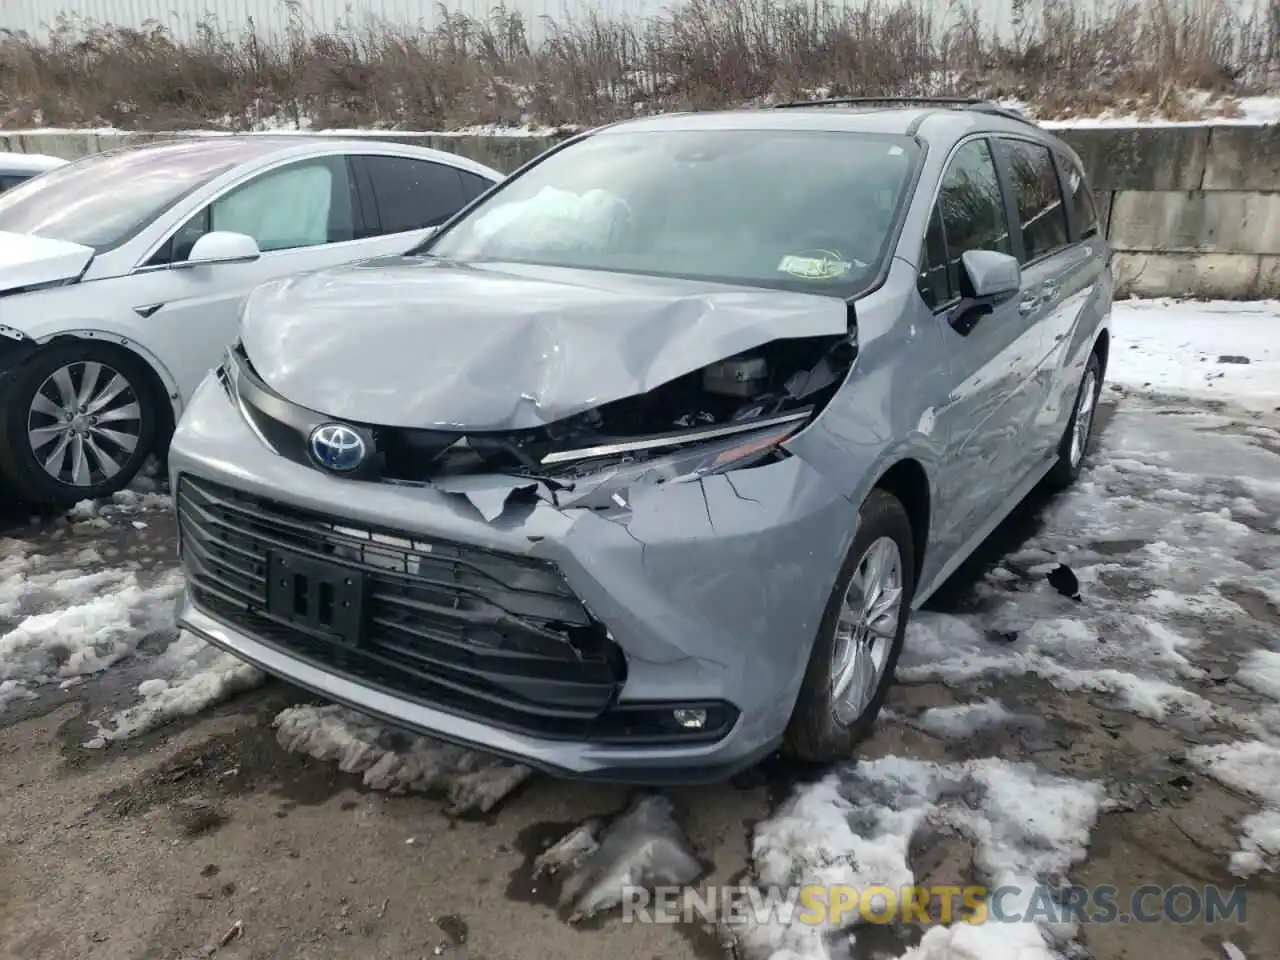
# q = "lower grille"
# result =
<box><xmin>176</xmin><ymin>474</ymin><xmax>626</xmax><ymax>726</ymax></box>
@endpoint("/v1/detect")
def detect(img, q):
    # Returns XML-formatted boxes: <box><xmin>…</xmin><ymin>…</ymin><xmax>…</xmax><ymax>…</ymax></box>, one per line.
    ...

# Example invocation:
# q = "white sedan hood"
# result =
<box><xmin>0</xmin><ymin>231</ymin><xmax>94</xmax><ymax>294</ymax></box>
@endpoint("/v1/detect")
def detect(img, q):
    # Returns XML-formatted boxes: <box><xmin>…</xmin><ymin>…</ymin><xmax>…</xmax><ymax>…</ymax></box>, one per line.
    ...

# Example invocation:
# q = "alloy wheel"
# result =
<box><xmin>831</xmin><ymin>536</ymin><xmax>904</xmax><ymax>725</ymax></box>
<box><xmin>26</xmin><ymin>360</ymin><xmax>142</xmax><ymax>488</ymax></box>
<box><xmin>1070</xmin><ymin>368</ymin><xmax>1098</xmax><ymax>468</ymax></box>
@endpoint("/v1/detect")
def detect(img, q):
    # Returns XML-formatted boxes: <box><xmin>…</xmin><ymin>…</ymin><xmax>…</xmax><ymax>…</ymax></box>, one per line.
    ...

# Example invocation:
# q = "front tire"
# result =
<box><xmin>1044</xmin><ymin>351</ymin><xmax>1103</xmax><ymax>491</ymax></box>
<box><xmin>0</xmin><ymin>341</ymin><xmax>159</xmax><ymax>505</ymax></box>
<box><xmin>783</xmin><ymin>489</ymin><xmax>916</xmax><ymax>763</ymax></box>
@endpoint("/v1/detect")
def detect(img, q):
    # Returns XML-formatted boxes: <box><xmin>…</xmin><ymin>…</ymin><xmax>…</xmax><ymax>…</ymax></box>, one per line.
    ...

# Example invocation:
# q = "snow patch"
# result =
<box><xmin>1229</xmin><ymin>809</ymin><xmax>1280</xmax><ymax>876</ymax></box>
<box><xmin>914</xmin><ymin>699</ymin><xmax>1015</xmax><ymax>740</ymax></box>
<box><xmin>1190</xmin><ymin>739</ymin><xmax>1280</xmax><ymax>800</ymax></box>
<box><xmin>898</xmin><ymin>388</ymin><xmax>1280</xmax><ymax>731</ymax></box>
<box><xmin>1036</xmin><ymin>94</ymin><xmax>1280</xmax><ymax>128</ymax></box>
<box><xmin>1109</xmin><ymin>300</ymin><xmax>1280</xmax><ymax>414</ymax></box>
<box><xmin>1237</xmin><ymin>650</ymin><xmax>1280</xmax><ymax>701</ymax></box>
<box><xmin>0</xmin><ymin>565</ymin><xmax>135</xmax><ymax>621</ymax></box>
<box><xmin>0</xmin><ymin>568</ymin><xmax>184</xmax><ymax>694</ymax></box>
<box><xmin>85</xmin><ymin>631</ymin><xmax>264</xmax><ymax>745</ymax></box>
<box><xmin>533</xmin><ymin>795</ymin><xmax>702</xmax><ymax>922</ymax></box>
<box><xmin>1189</xmin><ymin>741</ymin><xmax>1280</xmax><ymax>876</ymax></box>
<box><xmin>729</xmin><ymin>757</ymin><xmax>1103</xmax><ymax>960</ymax></box>
<box><xmin>0</xmin><ymin>679</ymin><xmax>37</xmax><ymax>710</ymax></box>
<box><xmin>900</xmin><ymin>612</ymin><xmax>1215</xmax><ymax>723</ymax></box>
<box><xmin>273</xmin><ymin>703</ymin><xmax>534</xmax><ymax>815</ymax></box>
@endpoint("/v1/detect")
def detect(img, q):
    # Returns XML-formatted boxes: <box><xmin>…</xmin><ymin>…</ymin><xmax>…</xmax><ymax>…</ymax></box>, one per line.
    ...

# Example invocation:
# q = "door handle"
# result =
<box><xmin>1018</xmin><ymin>296</ymin><xmax>1039</xmax><ymax>317</ymax></box>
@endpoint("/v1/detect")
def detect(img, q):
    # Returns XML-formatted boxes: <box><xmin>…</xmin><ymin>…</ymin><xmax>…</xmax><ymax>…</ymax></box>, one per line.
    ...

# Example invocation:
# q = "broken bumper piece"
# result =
<box><xmin>169</xmin><ymin>372</ymin><xmax>859</xmax><ymax>784</ymax></box>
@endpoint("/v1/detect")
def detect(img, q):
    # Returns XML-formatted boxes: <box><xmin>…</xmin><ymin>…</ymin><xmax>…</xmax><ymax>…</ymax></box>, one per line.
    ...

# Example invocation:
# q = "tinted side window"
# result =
<box><xmin>936</xmin><ymin>139</ymin><xmax>1011</xmax><ymax>300</ymax></box>
<box><xmin>1060</xmin><ymin>154</ymin><xmax>1099</xmax><ymax>240</ymax></box>
<box><xmin>167</xmin><ymin>208</ymin><xmax>212</xmax><ymax>263</ymax></box>
<box><xmin>999</xmin><ymin>139</ymin><xmax>1069</xmax><ymax>262</ymax></box>
<box><xmin>361</xmin><ymin>156</ymin><xmax>467</xmax><ymax>233</ymax></box>
<box><xmin>458</xmin><ymin>169</ymin><xmax>495</xmax><ymax>202</ymax></box>
<box><xmin>0</xmin><ymin>175</ymin><xmax>25</xmax><ymax>194</ymax></box>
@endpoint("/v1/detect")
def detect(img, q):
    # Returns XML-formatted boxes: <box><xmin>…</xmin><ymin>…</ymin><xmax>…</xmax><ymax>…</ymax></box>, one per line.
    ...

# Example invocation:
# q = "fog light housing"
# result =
<box><xmin>673</xmin><ymin>708</ymin><xmax>707</xmax><ymax>729</ymax></box>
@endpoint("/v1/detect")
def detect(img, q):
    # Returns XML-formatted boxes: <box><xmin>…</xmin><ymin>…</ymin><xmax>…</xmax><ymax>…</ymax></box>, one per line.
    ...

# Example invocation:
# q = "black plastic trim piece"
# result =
<box><xmin>0</xmin><ymin>333</ymin><xmax>37</xmax><ymax>379</ymax></box>
<box><xmin>774</xmin><ymin>96</ymin><xmax>1038</xmax><ymax>128</ymax></box>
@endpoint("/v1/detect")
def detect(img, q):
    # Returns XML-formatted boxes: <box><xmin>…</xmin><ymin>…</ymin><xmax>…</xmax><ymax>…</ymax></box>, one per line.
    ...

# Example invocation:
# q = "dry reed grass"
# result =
<box><xmin>0</xmin><ymin>0</ymin><xmax>1275</xmax><ymax>130</ymax></box>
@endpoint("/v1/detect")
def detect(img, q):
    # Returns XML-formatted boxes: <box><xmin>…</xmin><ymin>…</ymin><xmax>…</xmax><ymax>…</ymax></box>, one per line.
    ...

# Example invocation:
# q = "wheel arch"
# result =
<box><xmin>871</xmin><ymin>457</ymin><xmax>931</xmax><ymax>585</ymax></box>
<box><xmin>1092</xmin><ymin>327</ymin><xmax>1110</xmax><ymax>378</ymax></box>
<box><xmin>40</xmin><ymin>330</ymin><xmax>183</xmax><ymax>442</ymax></box>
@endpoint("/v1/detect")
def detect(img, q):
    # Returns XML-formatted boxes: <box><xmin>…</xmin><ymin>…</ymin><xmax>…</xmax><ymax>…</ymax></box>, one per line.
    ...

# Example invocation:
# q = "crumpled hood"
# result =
<box><xmin>239</xmin><ymin>258</ymin><xmax>850</xmax><ymax>431</ymax></box>
<box><xmin>0</xmin><ymin>230</ymin><xmax>93</xmax><ymax>295</ymax></box>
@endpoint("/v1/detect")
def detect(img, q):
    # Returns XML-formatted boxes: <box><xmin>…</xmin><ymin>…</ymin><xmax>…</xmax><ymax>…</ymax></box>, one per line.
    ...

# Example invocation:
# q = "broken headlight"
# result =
<box><xmin>544</xmin><ymin>411</ymin><xmax>810</xmax><ymax>508</ymax></box>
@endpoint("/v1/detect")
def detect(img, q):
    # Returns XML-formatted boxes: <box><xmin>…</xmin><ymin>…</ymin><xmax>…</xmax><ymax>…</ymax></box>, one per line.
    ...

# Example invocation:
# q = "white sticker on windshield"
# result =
<box><xmin>778</xmin><ymin>252</ymin><xmax>853</xmax><ymax>280</ymax></box>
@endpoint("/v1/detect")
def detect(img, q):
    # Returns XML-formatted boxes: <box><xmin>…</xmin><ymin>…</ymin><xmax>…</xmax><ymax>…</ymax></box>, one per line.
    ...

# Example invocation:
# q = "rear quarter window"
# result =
<box><xmin>1060</xmin><ymin>153</ymin><xmax>1100</xmax><ymax>240</ymax></box>
<box><xmin>997</xmin><ymin>138</ymin><xmax>1070</xmax><ymax>263</ymax></box>
<box><xmin>360</xmin><ymin>156</ymin><xmax>468</xmax><ymax>234</ymax></box>
<box><xmin>458</xmin><ymin>169</ymin><xmax>495</xmax><ymax>202</ymax></box>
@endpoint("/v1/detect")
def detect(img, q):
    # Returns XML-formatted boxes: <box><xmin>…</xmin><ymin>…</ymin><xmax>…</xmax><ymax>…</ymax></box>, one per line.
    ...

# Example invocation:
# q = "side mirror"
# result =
<box><xmin>948</xmin><ymin>249</ymin><xmax>1021</xmax><ymax>335</ymax></box>
<box><xmin>962</xmin><ymin>249</ymin><xmax>1021</xmax><ymax>300</ymax></box>
<box><xmin>185</xmin><ymin>231</ymin><xmax>261</xmax><ymax>267</ymax></box>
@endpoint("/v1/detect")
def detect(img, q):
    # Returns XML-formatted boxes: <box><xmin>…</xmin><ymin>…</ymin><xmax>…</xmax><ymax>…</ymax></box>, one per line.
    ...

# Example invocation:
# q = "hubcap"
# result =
<box><xmin>831</xmin><ymin>536</ymin><xmax>904</xmax><ymax>725</ymax></box>
<box><xmin>1070</xmin><ymin>369</ymin><xmax>1098</xmax><ymax>468</ymax></box>
<box><xmin>26</xmin><ymin>361</ymin><xmax>142</xmax><ymax>487</ymax></box>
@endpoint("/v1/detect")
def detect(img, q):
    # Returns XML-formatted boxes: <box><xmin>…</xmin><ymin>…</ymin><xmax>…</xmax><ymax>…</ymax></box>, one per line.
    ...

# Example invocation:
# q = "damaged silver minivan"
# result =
<box><xmin>170</xmin><ymin>102</ymin><xmax>1112</xmax><ymax>782</ymax></box>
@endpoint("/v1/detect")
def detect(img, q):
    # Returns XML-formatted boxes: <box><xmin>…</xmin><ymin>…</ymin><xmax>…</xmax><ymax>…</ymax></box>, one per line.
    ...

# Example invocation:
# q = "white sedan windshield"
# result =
<box><xmin>0</xmin><ymin>141</ymin><xmax>251</xmax><ymax>251</ymax></box>
<box><xmin>428</xmin><ymin>128</ymin><xmax>921</xmax><ymax>295</ymax></box>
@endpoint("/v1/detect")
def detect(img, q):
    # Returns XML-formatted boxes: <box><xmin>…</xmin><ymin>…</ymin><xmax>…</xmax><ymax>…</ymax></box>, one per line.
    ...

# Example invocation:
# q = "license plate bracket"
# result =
<box><xmin>266</xmin><ymin>548</ymin><xmax>364</xmax><ymax>645</ymax></box>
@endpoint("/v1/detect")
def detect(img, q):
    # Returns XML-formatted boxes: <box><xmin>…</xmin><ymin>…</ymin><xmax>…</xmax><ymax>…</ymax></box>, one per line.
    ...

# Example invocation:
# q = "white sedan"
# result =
<box><xmin>0</xmin><ymin>136</ymin><xmax>503</xmax><ymax>503</ymax></box>
<box><xmin>0</xmin><ymin>151</ymin><xmax>67</xmax><ymax>193</ymax></box>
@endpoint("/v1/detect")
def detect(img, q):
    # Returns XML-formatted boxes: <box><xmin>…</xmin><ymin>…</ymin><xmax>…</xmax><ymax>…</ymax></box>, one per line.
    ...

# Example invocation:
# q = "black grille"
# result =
<box><xmin>177</xmin><ymin>475</ymin><xmax>628</xmax><ymax>726</ymax></box>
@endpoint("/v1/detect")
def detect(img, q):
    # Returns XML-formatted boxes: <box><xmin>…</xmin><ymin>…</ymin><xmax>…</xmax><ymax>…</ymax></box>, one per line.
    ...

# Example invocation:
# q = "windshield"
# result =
<box><xmin>426</xmin><ymin>129</ymin><xmax>921</xmax><ymax>296</ymax></box>
<box><xmin>0</xmin><ymin>142</ymin><xmax>249</xmax><ymax>251</ymax></box>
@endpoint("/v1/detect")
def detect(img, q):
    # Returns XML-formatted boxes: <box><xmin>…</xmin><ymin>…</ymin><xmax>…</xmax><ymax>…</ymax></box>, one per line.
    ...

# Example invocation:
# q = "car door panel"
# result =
<box><xmin>1007</xmin><ymin>250</ymin><xmax>1058</xmax><ymax>463</ymax></box>
<box><xmin>937</xmin><ymin>289</ymin><xmax>1042</xmax><ymax>547</ymax></box>
<box><xmin>913</xmin><ymin>138</ymin><xmax>1044</xmax><ymax>556</ymax></box>
<box><xmin>1035</xmin><ymin>154</ymin><xmax>1110</xmax><ymax>443</ymax></box>
<box><xmin>994</xmin><ymin>137</ymin><xmax>1101</xmax><ymax>470</ymax></box>
<box><xmin>1031</xmin><ymin>244</ymin><xmax>1103</xmax><ymax>445</ymax></box>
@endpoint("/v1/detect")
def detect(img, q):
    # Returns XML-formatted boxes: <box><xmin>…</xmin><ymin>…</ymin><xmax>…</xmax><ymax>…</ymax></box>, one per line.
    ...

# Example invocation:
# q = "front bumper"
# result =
<box><xmin>170</xmin><ymin>372</ymin><xmax>859</xmax><ymax>783</ymax></box>
<box><xmin>182</xmin><ymin>601</ymin><xmax>774</xmax><ymax>784</ymax></box>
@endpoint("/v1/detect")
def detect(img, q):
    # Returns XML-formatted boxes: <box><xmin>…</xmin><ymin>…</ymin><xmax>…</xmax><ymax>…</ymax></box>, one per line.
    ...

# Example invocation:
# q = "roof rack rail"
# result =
<box><xmin>772</xmin><ymin>96</ymin><xmax>1036</xmax><ymax>125</ymax></box>
<box><xmin>965</xmin><ymin>102</ymin><xmax>1037</xmax><ymax>125</ymax></box>
<box><xmin>774</xmin><ymin>96</ymin><xmax>983</xmax><ymax>108</ymax></box>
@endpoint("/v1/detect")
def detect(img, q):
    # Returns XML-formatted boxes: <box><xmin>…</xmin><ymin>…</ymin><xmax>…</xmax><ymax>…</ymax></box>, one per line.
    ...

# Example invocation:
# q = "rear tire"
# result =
<box><xmin>1044</xmin><ymin>351</ymin><xmax>1102</xmax><ymax>491</ymax></box>
<box><xmin>0</xmin><ymin>341</ymin><xmax>159</xmax><ymax>505</ymax></box>
<box><xmin>783</xmin><ymin>489</ymin><xmax>916</xmax><ymax>763</ymax></box>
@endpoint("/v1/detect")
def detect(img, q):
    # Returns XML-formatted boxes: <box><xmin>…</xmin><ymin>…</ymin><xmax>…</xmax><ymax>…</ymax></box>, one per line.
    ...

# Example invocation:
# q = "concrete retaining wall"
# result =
<box><xmin>7</xmin><ymin>124</ymin><xmax>1280</xmax><ymax>299</ymax></box>
<box><xmin>1053</xmin><ymin>125</ymin><xmax>1280</xmax><ymax>298</ymax></box>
